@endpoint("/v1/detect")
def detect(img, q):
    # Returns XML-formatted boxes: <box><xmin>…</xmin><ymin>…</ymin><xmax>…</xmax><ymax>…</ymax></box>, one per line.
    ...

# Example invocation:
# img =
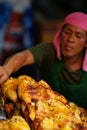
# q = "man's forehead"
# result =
<box><xmin>63</xmin><ymin>24</ymin><xmax>87</xmax><ymax>33</ymax></box>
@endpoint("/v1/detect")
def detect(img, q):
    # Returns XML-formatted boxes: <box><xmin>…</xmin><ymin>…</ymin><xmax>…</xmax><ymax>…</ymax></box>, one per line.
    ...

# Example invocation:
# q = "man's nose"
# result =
<box><xmin>68</xmin><ymin>34</ymin><xmax>75</xmax><ymax>42</ymax></box>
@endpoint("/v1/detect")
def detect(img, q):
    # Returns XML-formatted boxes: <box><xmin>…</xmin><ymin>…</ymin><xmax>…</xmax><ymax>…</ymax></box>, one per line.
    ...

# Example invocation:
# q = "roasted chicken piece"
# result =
<box><xmin>9</xmin><ymin>115</ymin><xmax>31</xmax><ymax>130</ymax></box>
<box><xmin>0</xmin><ymin>116</ymin><xmax>31</xmax><ymax>130</ymax></box>
<box><xmin>1</xmin><ymin>77</ymin><xmax>19</xmax><ymax>103</ymax></box>
<box><xmin>1</xmin><ymin>75</ymin><xmax>37</xmax><ymax>119</ymax></box>
<box><xmin>1</xmin><ymin>75</ymin><xmax>36</xmax><ymax>103</ymax></box>
<box><xmin>17</xmin><ymin>75</ymin><xmax>37</xmax><ymax>104</ymax></box>
<box><xmin>18</xmin><ymin>77</ymin><xmax>67</xmax><ymax>105</ymax></box>
<box><xmin>17</xmin><ymin>77</ymin><xmax>68</xmax><ymax>125</ymax></box>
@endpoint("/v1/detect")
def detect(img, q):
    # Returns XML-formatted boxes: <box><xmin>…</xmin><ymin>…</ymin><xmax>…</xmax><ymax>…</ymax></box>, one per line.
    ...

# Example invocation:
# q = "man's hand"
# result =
<box><xmin>0</xmin><ymin>66</ymin><xmax>10</xmax><ymax>85</ymax></box>
<box><xmin>0</xmin><ymin>49</ymin><xmax>35</xmax><ymax>85</ymax></box>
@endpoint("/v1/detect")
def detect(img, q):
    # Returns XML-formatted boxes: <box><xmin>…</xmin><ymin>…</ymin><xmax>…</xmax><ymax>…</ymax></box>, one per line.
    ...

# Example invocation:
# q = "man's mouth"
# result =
<box><xmin>64</xmin><ymin>45</ymin><xmax>73</xmax><ymax>51</ymax></box>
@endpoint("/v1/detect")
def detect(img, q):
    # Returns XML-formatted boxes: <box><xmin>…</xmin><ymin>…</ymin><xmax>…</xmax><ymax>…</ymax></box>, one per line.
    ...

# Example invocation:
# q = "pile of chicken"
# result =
<box><xmin>0</xmin><ymin>75</ymin><xmax>87</xmax><ymax>130</ymax></box>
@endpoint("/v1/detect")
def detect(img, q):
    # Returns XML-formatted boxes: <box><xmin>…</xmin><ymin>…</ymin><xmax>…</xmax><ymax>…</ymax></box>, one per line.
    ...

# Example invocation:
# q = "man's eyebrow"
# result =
<box><xmin>63</xmin><ymin>28</ymin><xmax>72</xmax><ymax>32</ymax></box>
<box><xmin>76</xmin><ymin>31</ymin><xmax>86</xmax><ymax>36</ymax></box>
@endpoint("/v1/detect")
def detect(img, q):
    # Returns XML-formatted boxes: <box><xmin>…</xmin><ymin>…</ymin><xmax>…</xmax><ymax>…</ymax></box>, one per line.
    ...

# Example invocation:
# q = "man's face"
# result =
<box><xmin>60</xmin><ymin>24</ymin><xmax>87</xmax><ymax>59</ymax></box>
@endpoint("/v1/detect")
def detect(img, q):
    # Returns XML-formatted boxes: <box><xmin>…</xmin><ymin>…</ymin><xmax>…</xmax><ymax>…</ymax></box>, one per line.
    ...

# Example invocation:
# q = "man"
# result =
<box><xmin>0</xmin><ymin>12</ymin><xmax>87</xmax><ymax>108</ymax></box>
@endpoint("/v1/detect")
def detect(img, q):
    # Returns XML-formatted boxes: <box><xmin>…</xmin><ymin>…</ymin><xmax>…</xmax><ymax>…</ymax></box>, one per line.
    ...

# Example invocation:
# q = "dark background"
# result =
<box><xmin>33</xmin><ymin>0</ymin><xmax>87</xmax><ymax>20</ymax></box>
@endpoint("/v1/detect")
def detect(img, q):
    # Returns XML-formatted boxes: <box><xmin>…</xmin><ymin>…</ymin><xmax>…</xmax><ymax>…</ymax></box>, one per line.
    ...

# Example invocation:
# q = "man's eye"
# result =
<box><xmin>64</xmin><ymin>31</ymin><xmax>70</xmax><ymax>34</ymax></box>
<box><xmin>76</xmin><ymin>35</ymin><xmax>82</xmax><ymax>38</ymax></box>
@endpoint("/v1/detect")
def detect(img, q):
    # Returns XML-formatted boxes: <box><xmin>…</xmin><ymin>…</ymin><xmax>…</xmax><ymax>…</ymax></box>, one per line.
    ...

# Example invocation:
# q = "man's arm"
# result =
<box><xmin>0</xmin><ymin>49</ymin><xmax>34</xmax><ymax>84</ymax></box>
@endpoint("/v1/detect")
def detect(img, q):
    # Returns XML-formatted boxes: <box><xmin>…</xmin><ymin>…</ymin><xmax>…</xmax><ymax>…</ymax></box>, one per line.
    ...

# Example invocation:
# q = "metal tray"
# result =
<box><xmin>0</xmin><ymin>102</ymin><xmax>6</xmax><ymax>120</ymax></box>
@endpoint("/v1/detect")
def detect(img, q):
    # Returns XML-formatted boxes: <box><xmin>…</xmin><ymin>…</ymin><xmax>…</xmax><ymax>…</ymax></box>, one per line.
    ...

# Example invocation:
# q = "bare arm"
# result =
<box><xmin>0</xmin><ymin>49</ymin><xmax>34</xmax><ymax>84</ymax></box>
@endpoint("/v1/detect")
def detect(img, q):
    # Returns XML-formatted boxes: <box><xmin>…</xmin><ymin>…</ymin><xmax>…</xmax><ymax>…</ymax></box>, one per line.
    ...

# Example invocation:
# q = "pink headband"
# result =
<box><xmin>53</xmin><ymin>12</ymin><xmax>87</xmax><ymax>72</ymax></box>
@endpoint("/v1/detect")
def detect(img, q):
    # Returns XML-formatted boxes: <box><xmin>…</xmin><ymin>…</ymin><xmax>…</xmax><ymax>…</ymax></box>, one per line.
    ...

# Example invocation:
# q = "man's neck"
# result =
<box><xmin>63</xmin><ymin>55</ymin><xmax>83</xmax><ymax>71</ymax></box>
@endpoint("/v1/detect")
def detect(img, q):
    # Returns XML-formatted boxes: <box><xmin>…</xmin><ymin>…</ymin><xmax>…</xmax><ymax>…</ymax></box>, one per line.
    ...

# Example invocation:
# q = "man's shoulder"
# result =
<box><xmin>40</xmin><ymin>42</ymin><xmax>55</xmax><ymax>51</ymax></box>
<box><xmin>38</xmin><ymin>42</ymin><xmax>54</xmax><ymax>47</ymax></box>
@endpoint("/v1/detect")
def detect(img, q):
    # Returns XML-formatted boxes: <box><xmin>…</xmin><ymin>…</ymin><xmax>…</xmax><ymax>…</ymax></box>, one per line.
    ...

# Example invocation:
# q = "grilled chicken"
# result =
<box><xmin>1</xmin><ymin>75</ymin><xmax>87</xmax><ymax>130</ymax></box>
